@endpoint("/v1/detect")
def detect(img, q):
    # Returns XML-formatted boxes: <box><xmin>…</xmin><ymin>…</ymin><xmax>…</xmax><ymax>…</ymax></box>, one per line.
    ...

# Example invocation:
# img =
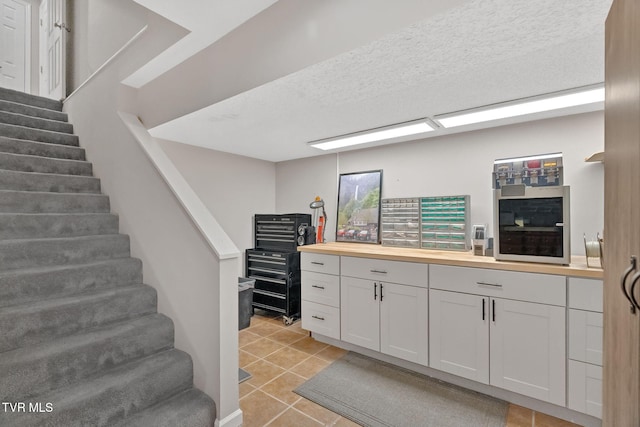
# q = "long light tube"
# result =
<box><xmin>436</xmin><ymin>87</ymin><xmax>604</xmax><ymax>128</ymax></box>
<box><xmin>309</xmin><ymin>121</ymin><xmax>434</xmax><ymax>151</ymax></box>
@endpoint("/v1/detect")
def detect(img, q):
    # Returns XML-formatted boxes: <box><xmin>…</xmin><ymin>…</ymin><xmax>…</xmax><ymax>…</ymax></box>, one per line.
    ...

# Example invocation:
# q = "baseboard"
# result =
<box><xmin>214</xmin><ymin>409</ymin><xmax>243</xmax><ymax>427</ymax></box>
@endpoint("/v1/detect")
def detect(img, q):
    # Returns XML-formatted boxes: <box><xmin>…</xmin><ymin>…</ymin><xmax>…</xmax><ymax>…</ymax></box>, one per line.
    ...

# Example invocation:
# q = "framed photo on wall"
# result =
<box><xmin>336</xmin><ymin>170</ymin><xmax>382</xmax><ymax>243</ymax></box>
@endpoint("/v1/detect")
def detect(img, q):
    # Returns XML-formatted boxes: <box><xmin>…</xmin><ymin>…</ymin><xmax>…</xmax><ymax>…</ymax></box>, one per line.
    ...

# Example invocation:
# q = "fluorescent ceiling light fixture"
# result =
<box><xmin>309</xmin><ymin>120</ymin><xmax>434</xmax><ymax>151</ymax></box>
<box><xmin>436</xmin><ymin>86</ymin><xmax>605</xmax><ymax>128</ymax></box>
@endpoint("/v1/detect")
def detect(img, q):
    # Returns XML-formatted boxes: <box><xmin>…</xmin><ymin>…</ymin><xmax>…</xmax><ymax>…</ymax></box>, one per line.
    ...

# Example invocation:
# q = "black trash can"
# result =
<box><xmin>238</xmin><ymin>277</ymin><xmax>255</xmax><ymax>330</ymax></box>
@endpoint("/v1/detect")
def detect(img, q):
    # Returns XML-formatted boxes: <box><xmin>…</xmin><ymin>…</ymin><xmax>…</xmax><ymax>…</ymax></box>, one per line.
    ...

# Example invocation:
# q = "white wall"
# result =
<box><xmin>158</xmin><ymin>139</ymin><xmax>277</xmax><ymax>264</ymax></box>
<box><xmin>276</xmin><ymin>153</ymin><xmax>338</xmax><ymax>240</ymax></box>
<box><xmin>67</xmin><ymin>0</ymin><xmax>151</xmax><ymax>92</ymax></box>
<box><xmin>276</xmin><ymin>111</ymin><xmax>605</xmax><ymax>256</ymax></box>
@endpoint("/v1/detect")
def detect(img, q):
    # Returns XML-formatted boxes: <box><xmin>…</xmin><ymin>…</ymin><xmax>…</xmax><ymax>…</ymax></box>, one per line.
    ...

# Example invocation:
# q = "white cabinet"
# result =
<box><xmin>301</xmin><ymin>253</ymin><xmax>341</xmax><ymax>339</ymax></box>
<box><xmin>429</xmin><ymin>289</ymin><xmax>489</xmax><ymax>383</ymax></box>
<box><xmin>490</xmin><ymin>298</ymin><xmax>566</xmax><ymax>406</ymax></box>
<box><xmin>567</xmin><ymin>278</ymin><xmax>603</xmax><ymax>419</ymax></box>
<box><xmin>429</xmin><ymin>265</ymin><xmax>566</xmax><ymax>406</ymax></box>
<box><xmin>340</xmin><ymin>257</ymin><xmax>428</xmax><ymax>365</ymax></box>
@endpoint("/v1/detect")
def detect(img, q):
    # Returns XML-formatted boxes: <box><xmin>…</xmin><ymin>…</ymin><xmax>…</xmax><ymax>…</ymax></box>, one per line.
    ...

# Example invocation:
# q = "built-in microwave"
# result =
<box><xmin>493</xmin><ymin>185</ymin><xmax>570</xmax><ymax>265</ymax></box>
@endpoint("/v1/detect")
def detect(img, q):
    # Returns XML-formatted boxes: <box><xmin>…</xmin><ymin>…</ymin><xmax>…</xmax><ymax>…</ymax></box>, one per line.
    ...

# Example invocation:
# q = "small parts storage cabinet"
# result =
<box><xmin>300</xmin><ymin>253</ymin><xmax>341</xmax><ymax>339</ymax></box>
<box><xmin>567</xmin><ymin>277</ymin><xmax>603</xmax><ymax>419</ymax></box>
<box><xmin>246</xmin><ymin>249</ymin><xmax>301</xmax><ymax>325</ymax></box>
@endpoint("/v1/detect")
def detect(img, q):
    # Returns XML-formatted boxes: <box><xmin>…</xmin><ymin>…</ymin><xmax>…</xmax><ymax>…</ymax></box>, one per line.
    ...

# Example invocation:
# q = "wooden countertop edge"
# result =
<box><xmin>298</xmin><ymin>242</ymin><xmax>603</xmax><ymax>279</ymax></box>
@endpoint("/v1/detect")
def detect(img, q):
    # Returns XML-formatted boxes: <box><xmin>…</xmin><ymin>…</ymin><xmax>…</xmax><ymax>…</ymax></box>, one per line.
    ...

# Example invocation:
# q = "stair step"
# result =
<box><xmin>0</xmin><ymin>190</ymin><xmax>109</xmax><ymax>213</ymax></box>
<box><xmin>114</xmin><ymin>388</ymin><xmax>216</xmax><ymax>427</ymax></box>
<box><xmin>0</xmin><ymin>123</ymin><xmax>78</xmax><ymax>146</ymax></box>
<box><xmin>0</xmin><ymin>151</ymin><xmax>92</xmax><ymax>176</ymax></box>
<box><xmin>0</xmin><ymin>234</ymin><xmax>130</xmax><ymax>271</ymax></box>
<box><xmin>0</xmin><ymin>110</ymin><xmax>73</xmax><ymax>134</ymax></box>
<box><xmin>0</xmin><ymin>169</ymin><xmax>101</xmax><ymax>193</ymax></box>
<box><xmin>0</xmin><ymin>213</ymin><xmax>119</xmax><ymax>239</ymax></box>
<box><xmin>0</xmin><ymin>258</ymin><xmax>143</xmax><ymax>309</ymax></box>
<box><xmin>0</xmin><ymin>136</ymin><xmax>85</xmax><ymax>160</ymax></box>
<box><xmin>0</xmin><ymin>284</ymin><xmax>157</xmax><ymax>353</ymax></box>
<box><xmin>0</xmin><ymin>87</ymin><xmax>62</xmax><ymax>111</ymax></box>
<box><xmin>0</xmin><ymin>99</ymin><xmax>68</xmax><ymax>122</ymax></box>
<box><xmin>0</xmin><ymin>349</ymin><xmax>193</xmax><ymax>427</ymax></box>
<box><xmin>1</xmin><ymin>313</ymin><xmax>174</xmax><ymax>401</ymax></box>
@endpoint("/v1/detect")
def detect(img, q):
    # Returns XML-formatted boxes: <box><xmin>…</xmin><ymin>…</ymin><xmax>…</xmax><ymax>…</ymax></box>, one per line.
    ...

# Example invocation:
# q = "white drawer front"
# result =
<box><xmin>569</xmin><ymin>309</ymin><xmax>603</xmax><ymax>366</ymax></box>
<box><xmin>301</xmin><ymin>253</ymin><xmax>340</xmax><ymax>275</ymax></box>
<box><xmin>302</xmin><ymin>300</ymin><xmax>340</xmax><ymax>340</ymax></box>
<box><xmin>568</xmin><ymin>360</ymin><xmax>602</xmax><ymax>419</ymax></box>
<box><xmin>429</xmin><ymin>265</ymin><xmax>566</xmax><ymax>306</ymax></box>
<box><xmin>341</xmin><ymin>256</ymin><xmax>428</xmax><ymax>287</ymax></box>
<box><xmin>302</xmin><ymin>271</ymin><xmax>340</xmax><ymax>307</ymax></box>
<box><xmin>569</xmin><ymin>278</ymin><xmax>603</xmax><ymax>312</ymax></box>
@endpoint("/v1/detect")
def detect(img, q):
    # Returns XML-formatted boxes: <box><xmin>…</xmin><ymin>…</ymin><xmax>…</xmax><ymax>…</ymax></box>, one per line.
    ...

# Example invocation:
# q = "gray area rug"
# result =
<box><xmin>294</xmin><ymin>352</ymin><xmax>508</xmax><ymax>427</ymax></box>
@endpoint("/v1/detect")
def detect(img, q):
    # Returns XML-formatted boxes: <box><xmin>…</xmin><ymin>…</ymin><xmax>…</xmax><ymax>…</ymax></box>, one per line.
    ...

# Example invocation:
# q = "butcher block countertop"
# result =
<box><xmin>298</xmin><ymin>242</ymin><xmax>603</xmax><ymax>280</ymax></box>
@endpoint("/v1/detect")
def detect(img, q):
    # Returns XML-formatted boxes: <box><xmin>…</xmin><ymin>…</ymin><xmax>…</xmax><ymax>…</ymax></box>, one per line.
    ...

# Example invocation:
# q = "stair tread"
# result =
<box><xmin>0</xmin><ymin>87</ymin><xmax>62</xmax><ymax>111</ymax></box>
<box><xmin>1</xmin><ymin>313</ymin><xmax>171</xmax><ymax>363</ymax></box>
<box><xmin>0</xmin><ymin>150</ymin><xmax>91</xmax><ymax>166</ymax></box>
<box><xmin>0</xmin><ymin>257</ymin><xmax>140</xmax><ymax>278</ymax></box>
<box><xmin>0</xmin><ymin>349</ymin><xmax>193</xmax><ymax>427</ymax></box>
<box><xmin>0</xmin><ymin>168</ymin><xmax>101</xmax><ymax>194</ymax></box>
<box><xmin>0</xmin><ymin>283</ymin><xmax>151</xmax><ymax>316</ymax></box>
<box><xmin>0</xmin><ymin>123</ymin><xmax>79</xmax><ymax>147</ymax></box>
<box><xmin>0</xmin><ymin>234</ymin><xmax>131</xmax><ymax>272</ymax></box>
<box><xmin>0</xmin><ymin>99</ymin><xmax>68</xmax><ymax>122</ymax></box>
<box><xmin>0</xmin><ymin>151</ymin><xmax>93</xmax><ymax>177</ymax></box>
<box><xmin>0</xmin><ymin>136</ymin><xmax>85</xmax><ymax>158</ymax></box>
<box><xmin>0</xmin><ymin>284</ymin><xmax>156</xmax><ymax>353</ymax></box>
<box><xmin>0</xmin><ymin>313</ymin><xmax>174</xmax><ymax>401</ymax></box>
<box><xmin>0</xmin><ymin>110</ymin><xmax>73</xmax><ymax>134</ymax></box>
<box><xmin>113</xmin><ymin>388</ymin><xmax>216</xmax><ymax>427</ymax></box>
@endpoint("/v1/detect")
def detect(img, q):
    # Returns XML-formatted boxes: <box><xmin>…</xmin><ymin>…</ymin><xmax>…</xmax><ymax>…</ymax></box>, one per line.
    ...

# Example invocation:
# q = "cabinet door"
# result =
<box><xmin>340</xmin><ymin>277</ymin><xmax>380</xmax><ymax>351</ymax></box>
<box><xmin>380</xmin><ymin>282</ymin><xmax>428</xmax><ymax>365</ymax></box>
<box><xmin>429</xmin><ymin>289</ymin><xmax>489</xmax><ymax>383</ymax></box>
<box><xmin>490</xmin><ymin>298</ymin><xmax>566</xmax><ymax>406</ymax></box>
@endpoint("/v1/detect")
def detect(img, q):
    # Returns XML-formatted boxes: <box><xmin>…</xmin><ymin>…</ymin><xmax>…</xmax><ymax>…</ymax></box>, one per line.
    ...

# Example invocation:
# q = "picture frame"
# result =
<box><xmin>336</xmin><ymin>170</ymin><xmax>382</xmax><ymax>243</ymax></box>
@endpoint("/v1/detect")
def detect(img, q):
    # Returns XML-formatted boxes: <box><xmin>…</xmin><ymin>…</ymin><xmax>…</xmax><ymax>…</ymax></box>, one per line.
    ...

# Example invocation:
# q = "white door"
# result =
<box><xmin>0</xmin><ymin>0</ymin><xmax>28</xmax><ymax>91</ymax></box>
<box><xmin>340</xmin><ymin>277</ymin><xmax>379</xmax><ymax>351</ymax></box>
<box><xmin>40</xmin><ymin>0</ymin><xmax>65</xmax><ymax>100</ymax></box>
<box><xmin>429</xmin><ymin>289</ymin><xmax>489</xmax><ymax>383</ymax></box>
<box><xmin>489</xmin><ymin>298</ymin><xmax>566</xmax><ymax>406</ymax></box>
<box><xmin>380</xmin><ymin>282</ymin><xmax>428</xmax><ymax>365</ymax></box>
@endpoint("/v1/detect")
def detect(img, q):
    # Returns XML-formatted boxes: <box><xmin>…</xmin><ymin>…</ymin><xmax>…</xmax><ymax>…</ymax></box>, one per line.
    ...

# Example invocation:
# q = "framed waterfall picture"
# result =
<box><xmin>336</xmin><ymin>170</ymin><xmax>382</xmax><ymax>244</ymax></box>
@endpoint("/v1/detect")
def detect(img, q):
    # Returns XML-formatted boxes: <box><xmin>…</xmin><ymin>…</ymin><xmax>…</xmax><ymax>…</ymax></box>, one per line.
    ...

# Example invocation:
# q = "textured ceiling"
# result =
<box><xmin>149</xmin><ymin>0</ymin><xmax>612</xmax><ymax>162</ymax></box>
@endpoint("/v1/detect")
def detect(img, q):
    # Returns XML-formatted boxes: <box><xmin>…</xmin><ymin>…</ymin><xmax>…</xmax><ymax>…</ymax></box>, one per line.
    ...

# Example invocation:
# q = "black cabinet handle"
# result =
<box><xmin>311</xmin><ymin>285</ymin><xmax>325</xmax><ymax>290</ymax></box>
<box><xmin>311</xmin><ymin>262</ymin><xmax>325</xmax><ymax>266</ymax></box>
<box><xmin>492</xmin><ymin>299</ymin><xmax>496</xmax><ymax>322</ymax></box>
<box><xmin>380</xmin><ymin>284</ymin><xmax>384</xmax><ymax>301</ymax></box>
<box><xmin>629</xmin><ymin>271</ymin><xmax>640</xmax><ymax>311</ymax></box>
<box><xmin>374</xmin><ymin>283</ymin><xmax>377</xmax><ymax>300</ymax></box>
<box><xmin>311</xmin><ymin>315</ymin><xmax>325</xmax><ymax>321</ymax></box>
<box><xmin>621</xmin><ymin>256</ymin><xmax>637</xmax><ymax>314</ymax></box>
<box><xmin>482</xmin><ymin>298</ymin><xmax>486</xmax><ymax>321</ymax></box>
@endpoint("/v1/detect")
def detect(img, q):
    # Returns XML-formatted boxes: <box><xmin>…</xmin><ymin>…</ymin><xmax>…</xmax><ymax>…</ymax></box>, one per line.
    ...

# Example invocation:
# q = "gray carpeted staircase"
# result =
<box><xmin>0</xmin><ymin>87</ymin><xmax>216</xmax><ymax>427</ymax></box>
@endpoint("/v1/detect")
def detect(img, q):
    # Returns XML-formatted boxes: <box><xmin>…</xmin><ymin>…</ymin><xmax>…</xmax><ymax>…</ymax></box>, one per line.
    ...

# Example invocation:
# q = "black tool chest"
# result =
<box><xmin>248</xmin><ymin>213</ymin><xmax>312</xmax><ymax>325</ymax></box>
<box><xmin>245</xmin><ymin>249</ymin><xmax>301</xmax><ymax>325</ymax></box>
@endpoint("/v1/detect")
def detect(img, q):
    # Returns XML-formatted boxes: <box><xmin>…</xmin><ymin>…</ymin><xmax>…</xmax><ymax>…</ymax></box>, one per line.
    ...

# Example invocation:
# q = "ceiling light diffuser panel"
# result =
<box><xmin>435</xmin><ymin>86</ymin><xmax>604</xmax><ymax>128</ymax></box>
<box><xmin>310</xmin><ymin>120</ymin><xmax>435</xmax><ymax>150</ymax></box>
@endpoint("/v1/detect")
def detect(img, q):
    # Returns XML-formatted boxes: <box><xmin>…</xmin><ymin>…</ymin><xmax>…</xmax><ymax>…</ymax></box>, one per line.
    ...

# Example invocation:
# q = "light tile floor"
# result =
<box><xmin>239</xmin><ymin>311</ymin><xmax>582</xmax><ymax>427</ymax></box>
